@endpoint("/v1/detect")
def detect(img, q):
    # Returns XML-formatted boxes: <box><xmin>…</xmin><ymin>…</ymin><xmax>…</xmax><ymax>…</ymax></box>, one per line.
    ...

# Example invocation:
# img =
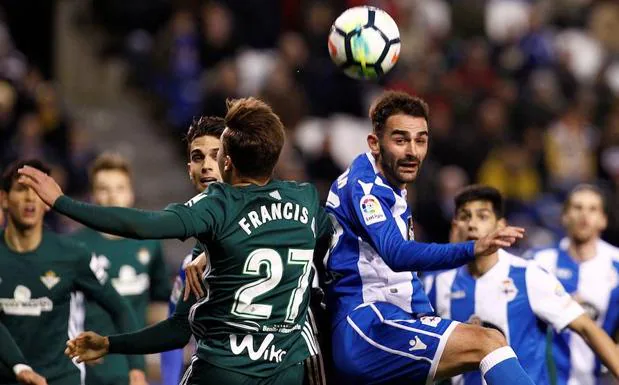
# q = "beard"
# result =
<box><xmin>378</xmin><ymin>147</ymin><xmax>420</xmax><ymax>186</ymax></box>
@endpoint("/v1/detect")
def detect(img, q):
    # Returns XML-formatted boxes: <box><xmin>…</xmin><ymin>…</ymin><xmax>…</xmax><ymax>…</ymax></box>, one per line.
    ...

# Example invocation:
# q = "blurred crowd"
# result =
<box><xmin>3</xmin><ymin>0</ymin><xmax>619</xmax><ymax>250</ymax></box>
<box><xmin>0</xmin><ymin>6</ymin><xmax>98</xmax><ymax>229</ymax></box>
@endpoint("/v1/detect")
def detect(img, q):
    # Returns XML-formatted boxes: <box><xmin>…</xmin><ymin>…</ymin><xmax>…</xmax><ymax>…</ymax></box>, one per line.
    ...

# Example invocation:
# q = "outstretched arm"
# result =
<box><xmin>345</xmin><ymin>186</ymin><xmax>523</xmax><ymax>272</ymax></box>
<box><xmin>18</xmin><ymin>165</ymin><xmax>189</xmax><ymax>240</ymax></box>
<box><xmin>569</xmin><ymin>315</ymin><xmax>619</xmax><ymax>379</ymax></box>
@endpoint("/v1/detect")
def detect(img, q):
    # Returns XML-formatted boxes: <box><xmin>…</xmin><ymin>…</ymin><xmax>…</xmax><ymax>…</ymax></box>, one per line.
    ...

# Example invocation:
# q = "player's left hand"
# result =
<box><xmin>17</xmin><ymin>166</ymin><xmax>63</xmax><ymax>207</ymax></box>
<box><xmin>183</xmin><ymin>252</ymin><xmax>208</xmax><ymax>300</ymax></box>
<box><xmin>129</xmin><ymin>369</ymin><xmax>148</xmax><ymax>385</ymax></box>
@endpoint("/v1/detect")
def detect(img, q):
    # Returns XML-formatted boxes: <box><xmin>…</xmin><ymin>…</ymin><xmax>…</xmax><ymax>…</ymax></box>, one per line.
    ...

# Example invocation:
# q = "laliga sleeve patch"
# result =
<box><xmin>359</xmin><ymin>194</ymin><xmax>386</xmax><ymax>225</ymax></box>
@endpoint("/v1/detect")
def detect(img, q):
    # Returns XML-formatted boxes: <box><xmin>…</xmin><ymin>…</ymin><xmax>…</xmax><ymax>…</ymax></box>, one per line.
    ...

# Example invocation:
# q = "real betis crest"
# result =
<box><xmin>40</xmin><ymin>270</ymin><xmax>60</xmax><ymax>290</ymax></box>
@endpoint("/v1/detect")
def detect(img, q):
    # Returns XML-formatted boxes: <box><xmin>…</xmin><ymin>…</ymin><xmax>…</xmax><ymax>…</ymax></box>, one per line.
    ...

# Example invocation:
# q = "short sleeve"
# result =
<box><xmin>526</xmin><ymin>264</ymin><xmax>585</xmax><ymax>332</ymax></box>
<box><xmin>164</xmin><ymin>183</ymin><xmax>227</xmax><ymax>240</ymax></box>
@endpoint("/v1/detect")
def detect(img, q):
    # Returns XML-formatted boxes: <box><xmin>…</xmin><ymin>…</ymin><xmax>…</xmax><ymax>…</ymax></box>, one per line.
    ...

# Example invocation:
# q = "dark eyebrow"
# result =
<box><xmin>190</xmin><ymin>149</ymin><xmax>205</xmax><ymax>156</ymax></box>
<box><xmin>390</xmin><ymin>129</ymin><xmax>428</xmax><ymax>138</ymax></box>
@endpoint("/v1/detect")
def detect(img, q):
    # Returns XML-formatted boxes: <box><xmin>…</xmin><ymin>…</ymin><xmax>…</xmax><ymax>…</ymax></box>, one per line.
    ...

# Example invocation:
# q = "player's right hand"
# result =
<box><xmin>65</xmin><ymin>331</ymin><xmax>109</xmax><ymax>363</ymax></box>
<box><xmin>183</xmin><ymin>252</ymin><xmax>208</xmax><ymax>300</ymax></box>
<box><xmin>16</xmin><ymin>369</ymin><xmax>47</xmax><ymax>385</ymax></box>
<box><xmin>473</xmin><ymin>226</ymin><xmax>525</xmax><ymax>257</ymax></box>
<box><xmin>17</xmin><ymin>166</ymin><xmax>63</xmax><ymax>207</ymax></box>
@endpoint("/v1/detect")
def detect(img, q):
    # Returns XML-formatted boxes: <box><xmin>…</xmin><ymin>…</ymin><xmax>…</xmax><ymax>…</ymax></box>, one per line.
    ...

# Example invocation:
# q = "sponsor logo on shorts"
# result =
<box><xmin>229</xmin><ymin>333</ymin><xmax>287</xmax><ymax>363</ymax></box>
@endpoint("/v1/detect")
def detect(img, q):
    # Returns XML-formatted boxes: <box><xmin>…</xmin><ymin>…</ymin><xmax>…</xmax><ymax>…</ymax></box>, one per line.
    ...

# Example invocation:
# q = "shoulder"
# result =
<box><xmin>527</xmin><ymin>247</ymin><xmax>560</xmax><ymax>271</ymax></box>
<box><xmin>44</xmin><ymin>230</ymin><xmax>91</xmax><ymax>260</ymax></box>
<box><xmin>69</xmin><ymin>227</ymin><xmax>94</xmax><ymax>241</ymax></box>
<box><xmin>598</xmin><ymin>240</ymin><xmax>619</xmax><ymax>264</ymax></box>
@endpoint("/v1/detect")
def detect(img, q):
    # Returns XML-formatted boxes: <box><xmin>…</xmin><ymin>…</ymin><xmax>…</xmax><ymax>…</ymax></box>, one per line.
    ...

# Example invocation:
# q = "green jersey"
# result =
<box><xmin>0</xmin><ymin>229</ymin><xmax>138</xmax><ymax>385</ymax></box>
<box><xmin>72</xmin><ymin>228</ymin><xmax>170</xmax><ymax>329</ymax></box>
<box><xmin>165</xmin><ymin>181</ymin><xmax>330</xmax><ymax>377</ymax></box>
<box><xmin>71</xmin><ymin>228</ymin><xmax>168</xmax><ymax>385</ymax></box>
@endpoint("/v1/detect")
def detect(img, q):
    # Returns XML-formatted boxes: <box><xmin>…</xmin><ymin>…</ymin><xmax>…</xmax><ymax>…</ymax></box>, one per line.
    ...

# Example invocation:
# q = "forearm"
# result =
<box><xmin>108</xmin><ymin>316</ymin><xmax>192</xmax><ymax>355</ymax></box>
<box><xmin>0</xmin><ymin>322</ymin><xmax>27</xmax><ymax>374</ymax></box>
<box><xmin>576</xmin><ymin>318</ymin><xmax>619</xmax><ymax>378</ymax></box>
<box><xmin>385</xmin><ymin>240</ymin><xmax>475</xmax><ymax>272</ymax></box>
<box><xmin>54</xmin><ymin>195</ymin><xmax>187</xmax><ymax>239</ymax></box>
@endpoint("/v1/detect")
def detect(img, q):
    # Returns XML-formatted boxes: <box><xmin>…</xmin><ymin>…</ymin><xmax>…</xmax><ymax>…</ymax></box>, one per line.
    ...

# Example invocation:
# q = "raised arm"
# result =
<box><xmin>17</xmin><ymin>165</ymin><xmax>201</xmax><ymax>240</ymax></box>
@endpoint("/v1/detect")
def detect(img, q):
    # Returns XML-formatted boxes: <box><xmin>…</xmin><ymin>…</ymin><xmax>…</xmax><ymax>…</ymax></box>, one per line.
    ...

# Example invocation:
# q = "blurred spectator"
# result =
<box><xmin>544</xmin><ymin>95</ymin><xmax>599</xmax><ymax>192</ymax></box>
<box><xmin>415</xmin><ymin>165</ymin><xmax>469</xmax><ymax>243</ymax></box>
<box><xmin>202</xmin><ymin>59</ymin><xmax>239</xmax><ymax>118</ymax></box>
<box><xmin>478</xmin><ymin>143</ymin><xmax>542</xmax><ymax>203</ymax></box>
<box><xmin>199</xmin><ymin>1</ymin><xmax>238</xmax><ymax>69</ymax></box>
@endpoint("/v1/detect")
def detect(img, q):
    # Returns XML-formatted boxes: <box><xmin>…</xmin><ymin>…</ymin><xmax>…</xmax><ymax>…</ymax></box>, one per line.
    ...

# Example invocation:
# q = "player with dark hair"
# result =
<box><xmin>531</xmin><ymin>184</ymin><xmax>619</xmax><ymax>385</ymax></box>
<box><xmin>18</xmin><ymin>97</ymin><xmax>332</xmax><ymax>385</ymax></box>
<box><xmin>0</xmin><ymin>160</ymin><xmax>140</xmax><ymax>385</ymax></box>
<box><xmin>160</xmin><ymin>116</ymin><xmax>225</xmax><ymax>385</ymax></box>
<box><xmin>323</xmin><ymin>90</ymin><xmax>535</xmax><ymax>385</ymax></box>
<box><xmin>424</xmin><ymin>185</ymin><xmax>619</xmax><ymax>384</ymax></box>
<box><xmin>72</xmin><ymin>152</ymin><xmax>170</xmax><ymax>385</ymax></box>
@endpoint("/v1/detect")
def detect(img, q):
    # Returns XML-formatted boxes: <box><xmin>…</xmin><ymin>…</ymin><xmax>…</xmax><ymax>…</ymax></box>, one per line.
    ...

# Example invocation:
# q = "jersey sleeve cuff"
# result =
<box><xmin>12</xmin><ymin>364</ymin><xmax>32</xmax><ymax>376</ymax></box>
<box><xmin>552</xmin><ymin>301</ymin><xmax>586</xmax><ymax>332</ymax></box>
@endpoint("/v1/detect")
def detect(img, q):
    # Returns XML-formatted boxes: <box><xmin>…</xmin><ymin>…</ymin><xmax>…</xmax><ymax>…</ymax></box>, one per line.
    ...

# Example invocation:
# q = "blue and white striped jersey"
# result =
<box><xmin>324</xmin><ymin>152</ymin><xmax>475</xmax><ymax>327</ymax></box>
<box><xmin>424</xmin><ymin>250</ymin><xmax>584</xmax><ymax>385</ymax></box>
<box><xmin>532</xmin><ymin>239</ymin><xmax>619</xmax><ymax>385</ymax></box>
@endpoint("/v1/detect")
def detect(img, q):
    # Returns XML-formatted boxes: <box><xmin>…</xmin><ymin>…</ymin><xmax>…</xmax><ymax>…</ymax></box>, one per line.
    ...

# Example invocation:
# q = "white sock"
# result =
<box><xmin>479</xmin><ymin>346</ymin><xmax>517</xmax><ymax>376</ymax></box>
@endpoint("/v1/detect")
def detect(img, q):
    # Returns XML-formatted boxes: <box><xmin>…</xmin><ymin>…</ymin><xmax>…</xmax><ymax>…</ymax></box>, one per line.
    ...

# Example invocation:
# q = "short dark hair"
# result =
<box><xmin>454</xmin><ymin>185</ymin><xmax>505</xmax><ymax>219</ymax></box>
<box><xmin>370</xmin><ymin>91</ymin><xmax>430</xmax><ymax>138</ymax></box>
<box><xmin>563</xmin><ymin>184</ymin><xmax>607</xmax><ymax>214</ymax></box>
<box><xmin>223</xmin><ymin>97</ymin><xmax>285</xmax><ymax>178</ymax></box>
<box><xmin>184</xmin><ymin>116</ymin><xmax>226</xmax><ymax>155</ymax></box>
<box><xmin>2</xmin><ymin>159</ymin><xmax>51</xmax><ymax>192</ymax></box>
<box><xmin>89</xmin><ymin>152</ymin><xmax>132</xmax><ymax>185</ymax></box>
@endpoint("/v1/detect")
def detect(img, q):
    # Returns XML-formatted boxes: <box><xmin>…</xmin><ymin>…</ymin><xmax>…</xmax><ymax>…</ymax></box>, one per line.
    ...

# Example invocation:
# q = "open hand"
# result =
<box><xmin>17</xmin><ymin>166</ymin><xmax>63</xmax><ymax>207</ymax></box>
<box><xmin>474</xmin><ymin>226</ymin><xmax>525</xmax><ymax>257</ymax></box>
<box><xmin>183</xmin><ymin>252</ymin><xmax>208</xmax><ymax>301</ymax></box>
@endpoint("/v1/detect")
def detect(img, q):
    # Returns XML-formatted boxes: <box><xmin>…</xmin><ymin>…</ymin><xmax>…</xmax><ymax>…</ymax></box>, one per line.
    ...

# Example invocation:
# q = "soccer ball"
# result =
<box><xmin>328</xmin><ymin>6</ymin><xmax>400</xmax><ymax>80</ymax></box>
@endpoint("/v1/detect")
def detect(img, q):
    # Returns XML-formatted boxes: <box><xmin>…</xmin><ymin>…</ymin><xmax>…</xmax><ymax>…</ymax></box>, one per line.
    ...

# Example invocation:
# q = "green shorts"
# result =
<box><xmin>184</xmin><ymin>359</ymin><xmax>304</xmax><ymax>385</ymax></box>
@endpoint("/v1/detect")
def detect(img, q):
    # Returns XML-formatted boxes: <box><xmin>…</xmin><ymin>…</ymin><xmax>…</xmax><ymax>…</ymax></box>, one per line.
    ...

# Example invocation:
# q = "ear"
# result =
<box><xmin>497</xmin><ymin>218</ymin><xmax>507</xmax><ymax>228</ymax></box>
<box><xmin>600</xmin><ymin>213</ymin><xmax>608</xmax><ymax>232</ymax></box>
<box><xmin>187</xmin><ymin>162</ymin><xmax>193</xmax><ymax>181</ymax></box>
<box><xmin>367</xmin><ymin>133</ymin><xmax>380</xmax><ymax>156</ymax></box>
<box><xmin>224</xmin><ymin>155</ymin><xmax>233</xmax><ymax>172</ymax></box>
<box><xmin>0</xmin><ymin>191</ymin><xmax>7</xmax><ymax>211</ymax></box>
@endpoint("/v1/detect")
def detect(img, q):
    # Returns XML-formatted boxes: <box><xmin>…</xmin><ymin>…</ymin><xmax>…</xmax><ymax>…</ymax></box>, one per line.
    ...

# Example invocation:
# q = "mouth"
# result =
<box><xmin>199</xmin><ymin>177</ymin><xmax>217</xmax><ymax>186</ymax></box>
<box><xmin>23</xmin><ymin>206</ymin><xmax>36</xmax><ymax>217</ymax></box>
<box><xmin>398</xmin><ymin>162</ymin><xmax>419</xmax><ymax>171</ymax></box>
<box><xmin>466</xmin><ymin>236</ymin><xmax>479</xmax><ymax>241</ymax></box>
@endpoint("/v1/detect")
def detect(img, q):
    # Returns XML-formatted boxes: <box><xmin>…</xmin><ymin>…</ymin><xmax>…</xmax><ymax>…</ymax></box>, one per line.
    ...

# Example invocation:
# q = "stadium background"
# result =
<box><xmin>0</xmin><ymin>0</ymin><xmax>618</xmax><ymax>381</ymax></box>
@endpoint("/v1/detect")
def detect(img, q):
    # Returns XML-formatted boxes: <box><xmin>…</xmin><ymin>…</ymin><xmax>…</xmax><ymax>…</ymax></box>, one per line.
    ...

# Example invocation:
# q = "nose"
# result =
<box><xmin>202</xmin><ymin>157</ymin><xmax>216</xmax><ymax>172</ymax></box>
<box><xmin>24</xmin><ymin>187</ymin><xmax>37</xmax><ymax>201</ymax></box>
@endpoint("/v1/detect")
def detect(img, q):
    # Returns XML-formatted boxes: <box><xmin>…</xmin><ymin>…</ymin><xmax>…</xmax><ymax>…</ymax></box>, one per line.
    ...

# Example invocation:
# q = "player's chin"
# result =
<box><xmin>397</xmin><ymin>170</ymin><xmax>418</xmax><ymax>183</ymax></box>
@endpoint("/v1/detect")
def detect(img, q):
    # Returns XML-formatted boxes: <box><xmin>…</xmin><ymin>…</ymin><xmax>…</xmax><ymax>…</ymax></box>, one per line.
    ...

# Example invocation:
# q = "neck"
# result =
<box><xmin>568</xmin><ymin>237</ymin><xmax>598</xmax><ymax>262</ymax></box>
<box><xmin>467</xmin><ymin>251</ymin><xmax>499</xmax><ymax>278</ymax></box>
<box><xmin>230</xmin><ymin>174</ymin><xmax>271</xmax><ymax>187</ymax></box>
<box><xmin>4</xmin><ymin>220</ymin><xmax>43</xmax><ymax>253</ymax></box>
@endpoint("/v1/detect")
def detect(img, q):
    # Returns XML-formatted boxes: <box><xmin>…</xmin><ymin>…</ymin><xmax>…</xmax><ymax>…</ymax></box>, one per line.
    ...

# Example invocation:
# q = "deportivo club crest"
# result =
<box><xmin>40</xmin><ymin>271</ymin><xmax>60</xmax><ymax>290</ymax></box>
<box><xmin>137</xmin><ymin>248</ymin><xmax>151</xmax><ymax>265</ymax></box>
